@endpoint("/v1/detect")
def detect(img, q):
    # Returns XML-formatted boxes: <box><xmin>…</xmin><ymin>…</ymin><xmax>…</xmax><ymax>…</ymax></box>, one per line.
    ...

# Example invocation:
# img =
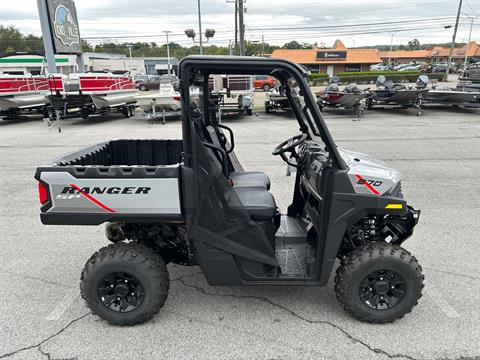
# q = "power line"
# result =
<box><xmin>247</xmin><ymin>16</ymin><xmax>456</xmax><ymax>32</ymax></box>
<box><xmin>80</xmin><ymin>16</ymin><xmax>459</xmax><ymax>40</ymax></box>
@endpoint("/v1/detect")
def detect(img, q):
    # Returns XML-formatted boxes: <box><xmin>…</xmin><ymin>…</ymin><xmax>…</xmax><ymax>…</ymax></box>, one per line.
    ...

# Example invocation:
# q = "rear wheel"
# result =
<box><xmin>263</xmin><ymin>84</ymin><xmax>271</xmax><ymax>92</ymax></box>
<box><xmin>334</xmin><ymin>243</ymin><xmax>423</xmax><ymax>323</ymax></box>
<box><xmin>265</xmin><ymin>101</ymin><xmax>271</xmax><ymax>113</ymax></box>
<box><xmin>80</xmin><ymin>242</ymin><xmax>169</xmax><ymax>326</ymax></box>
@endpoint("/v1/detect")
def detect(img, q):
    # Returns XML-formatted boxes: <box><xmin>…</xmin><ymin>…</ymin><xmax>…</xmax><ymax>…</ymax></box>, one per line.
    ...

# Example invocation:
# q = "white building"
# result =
<box><xmin>0</xmin><ymin>54</ymin><xmax>78</xmax><ymax>75</ymax></box>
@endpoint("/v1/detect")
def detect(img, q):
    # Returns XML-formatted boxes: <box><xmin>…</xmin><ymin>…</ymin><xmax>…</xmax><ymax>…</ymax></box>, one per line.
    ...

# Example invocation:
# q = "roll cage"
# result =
<box><xmin>178</xmin><ymin>56</ymin><xmax>346</xmax><ymax>171</ymax></box>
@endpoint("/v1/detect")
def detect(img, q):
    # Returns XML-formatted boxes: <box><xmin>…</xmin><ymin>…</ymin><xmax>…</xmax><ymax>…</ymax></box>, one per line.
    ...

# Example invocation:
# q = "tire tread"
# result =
<box><xmin>80</xmin><ymin>242</ymin><xmax>169</xmax><ymax>326</ymax></box>
<box><xmin>334</xmin><ymin>242</ymin><xmax>424</xmax><ymax>323</ymax></box>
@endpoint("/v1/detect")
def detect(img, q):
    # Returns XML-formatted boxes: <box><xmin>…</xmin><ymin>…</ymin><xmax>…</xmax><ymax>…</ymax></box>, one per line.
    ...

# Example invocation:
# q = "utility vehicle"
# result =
<box><xmin>35</xmin><ymin>56</ymin><xmax>424</xmax><ymax>326</ymax></box>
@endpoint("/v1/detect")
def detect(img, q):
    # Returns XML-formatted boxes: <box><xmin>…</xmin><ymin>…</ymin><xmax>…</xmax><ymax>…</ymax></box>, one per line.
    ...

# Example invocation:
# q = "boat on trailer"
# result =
<box><xmin>135</xmin><ymin>77</ymin><xmax>182</xmax><ymax>124</ymax></box>
<box><xmin>424</xmin><ymin>86</ymin><xmax>480</xmax><ymax>108</ymax></box>
<box><xmin>265</xmin><ymin>86</ymin><xmax>291</xmax><ymax>113</ymax></box>
<box><xmin>209</xmin><ymin>75</ymin><xmax>255</xmax><ymax>116</ymax></box>
<box><xmin>316</xmin><ymin>82</ymin><xmax>368</xmax><ymax>117</ymax></box>
<box><xmin>367</xmin><ymin>75</ymin><xmax>429</xmax><ymax>115</ymax></box>
<box><xmin>0</xmin><ymin>75</ymin><xmax>49</xmax><ymax>119</ymax></box>
<box><xmin>45</xmin><ymin>73</ymin><xmax>137</xmax><ymax>127</ymax></box>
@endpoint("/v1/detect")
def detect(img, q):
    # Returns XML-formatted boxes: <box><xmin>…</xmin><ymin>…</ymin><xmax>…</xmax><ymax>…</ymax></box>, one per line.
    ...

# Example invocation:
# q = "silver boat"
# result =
<box><xmin>91</xmin><ymin>91</ymin><xmax>138</xmax><ymax>110</ymax></box>
<box><xmin>424</xmin><ymin>88</ymin><xmax>480</xmax><ymax>107</ymax></box>
<box><xmin>0</xmin><ymin>93</ymin><xmax>47</xmax><ymax>112</ymax></box>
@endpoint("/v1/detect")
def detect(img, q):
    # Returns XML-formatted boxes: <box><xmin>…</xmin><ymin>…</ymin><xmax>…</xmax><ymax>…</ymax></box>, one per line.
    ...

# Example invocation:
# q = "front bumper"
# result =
<box><xmin>383</xmin><ymin>205</ymin><xmax>421</xmax><ymax>245</ymax></box>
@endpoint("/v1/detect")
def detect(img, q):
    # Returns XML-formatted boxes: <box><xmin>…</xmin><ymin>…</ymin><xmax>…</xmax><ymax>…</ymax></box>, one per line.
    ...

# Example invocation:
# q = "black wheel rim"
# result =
<box><xmin>97</xmin><ymin>272</ymin><xmax>145</xmax><ymax>313</ymax></box>
<box><xmin>359</xmin><ymin>270</ymin><xmax>407</xmax><ymax>310</ymax></box>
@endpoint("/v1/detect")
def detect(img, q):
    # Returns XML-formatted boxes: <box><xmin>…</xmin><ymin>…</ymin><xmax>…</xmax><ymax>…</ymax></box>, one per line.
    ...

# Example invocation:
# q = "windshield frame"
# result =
<box><xmin>179</xmin><ymin>56</ymin><xmax>347</xmax><ymax>171</ymax></box>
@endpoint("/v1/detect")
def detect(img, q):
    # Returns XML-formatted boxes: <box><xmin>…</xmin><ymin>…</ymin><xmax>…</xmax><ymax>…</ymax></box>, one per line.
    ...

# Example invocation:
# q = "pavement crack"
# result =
<box><xmin>38</xmin><ymin>346</ymin><xmax>78</xmax><ymax>360</ymax></box>
<box><xmin>170</xmin><ymin>270</ymin><xmax>203</xmax><ymax>282</ymax></box>
<box><xmin>177</xmin><ymin>278</ymin><xmax>420</xmax><ymax>360</ymax></box>
<box><xmin>0</xmin><ymin>313</ymin><xmax>90</xmax><ymax>359</ymax></box>
<box><xmin>2</xmin><ymin>269</ymin><xmax>73</xmax><ymax>289</ymax></box>
<box><xmin>424</xmin><ymin>267</ymin><xmax>480</xmax><ymax>280</ymax></box>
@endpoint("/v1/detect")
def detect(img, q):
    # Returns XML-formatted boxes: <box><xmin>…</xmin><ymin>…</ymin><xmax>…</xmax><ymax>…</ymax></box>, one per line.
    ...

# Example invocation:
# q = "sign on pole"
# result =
<box><xmin>37</xmin><ymin>0</ymin><xmax>84</xmax><ymax>73</ymax></box>
<box><xmin>46</xmin><ymin>0</ymin><xmax>82</xmax><ymax>54</ymax></box>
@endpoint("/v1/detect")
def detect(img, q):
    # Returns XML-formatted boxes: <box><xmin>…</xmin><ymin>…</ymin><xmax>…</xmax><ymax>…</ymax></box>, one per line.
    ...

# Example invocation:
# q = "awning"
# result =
<box><xmin>154</xmin><ymin>64</ymin><xmax>169</xmax><ymax>70</ymax></box>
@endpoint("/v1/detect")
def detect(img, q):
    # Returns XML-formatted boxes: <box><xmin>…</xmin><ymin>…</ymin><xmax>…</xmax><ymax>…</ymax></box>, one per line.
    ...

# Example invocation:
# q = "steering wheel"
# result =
<box><xmin>272</xmin><ymin>133</ymin><xmax>307</xmax><ymax>164</ymax></box>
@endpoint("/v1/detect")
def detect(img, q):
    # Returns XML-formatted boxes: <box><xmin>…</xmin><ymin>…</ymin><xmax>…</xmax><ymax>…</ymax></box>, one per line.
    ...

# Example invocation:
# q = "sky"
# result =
<box><xmin>1</xmin><ymin>0</ymin><xmax>479</xmax><ymax>48</ymax></box>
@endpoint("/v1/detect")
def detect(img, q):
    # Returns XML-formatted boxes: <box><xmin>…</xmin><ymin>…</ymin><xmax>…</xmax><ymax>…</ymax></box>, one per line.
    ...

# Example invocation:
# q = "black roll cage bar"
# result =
<box><xmin>178</xmin><ymin>55</ymin><xmax>347</xmax><ymax>171</ymax></box>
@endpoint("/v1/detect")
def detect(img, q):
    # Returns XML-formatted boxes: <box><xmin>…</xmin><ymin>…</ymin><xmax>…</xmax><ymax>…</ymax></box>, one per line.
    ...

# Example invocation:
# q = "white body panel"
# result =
<box><xmin>41</xmin><ymin>171</ymin><xmax>181</xmax><ymax>214</ymax></box>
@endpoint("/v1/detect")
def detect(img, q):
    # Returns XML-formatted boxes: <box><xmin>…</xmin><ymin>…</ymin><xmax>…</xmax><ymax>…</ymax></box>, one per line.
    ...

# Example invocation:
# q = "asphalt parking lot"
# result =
<box><xmin>1</xmin><ymin>104</ymin><xmax>479</xmax><ymax>360</ymax></box>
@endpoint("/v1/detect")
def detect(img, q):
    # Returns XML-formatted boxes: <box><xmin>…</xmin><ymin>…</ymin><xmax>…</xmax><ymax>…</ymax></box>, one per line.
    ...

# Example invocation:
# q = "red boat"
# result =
<box><xmin>45</xmin><ymin>73</ymin><xmax>137</xmax><ymax>121</ymax></box>
<box><xmin>0</xmin><ymin>75</ymin><xmax>49</xmax><ymax>119</ymax></box>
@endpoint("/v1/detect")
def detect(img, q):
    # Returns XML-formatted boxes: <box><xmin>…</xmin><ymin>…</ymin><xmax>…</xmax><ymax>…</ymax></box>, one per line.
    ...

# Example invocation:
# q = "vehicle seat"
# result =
<box><xmin>226</xmin><ymin>186</ymin><xmax>277</xmax><ymax>221</ymax></box>
<box><xmin>230</xmin><ymin>171</ymin><xmax>270</xmax><ymax>189</ymax></box>
<box><xmin>205</xmin><ymin>125</ymin><xmax>271</xmax><ymax>190</ymax></box>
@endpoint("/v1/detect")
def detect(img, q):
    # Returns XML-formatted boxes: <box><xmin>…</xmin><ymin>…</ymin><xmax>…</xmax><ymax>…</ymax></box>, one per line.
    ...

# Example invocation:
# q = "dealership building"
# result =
<box><xmin>0</xmin><ymin>53</ymin><xmax>179</xmax><ymax>76</ymax></box>
<box><xmin>0</xmin><ymin>54</ymin><xmax>78</xmax><ymax>75</ymax></box>
<box><xmin>379</xmin><ymin>41</ymin><xmax>480</xmax><ymax>65</ymax></box>
<box><xmin>270</xmin><ymin>40</ymin><xmax>480</xmax><ymax>73</ymax></box>
<box><xmin>271</xmin><ymin>40</ymin><xmax>382</xmax><ymax>76</ymax></box>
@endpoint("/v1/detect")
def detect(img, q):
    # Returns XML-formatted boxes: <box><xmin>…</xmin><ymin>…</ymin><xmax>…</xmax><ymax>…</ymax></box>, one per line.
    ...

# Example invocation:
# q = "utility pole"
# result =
<box><xmin>261</xmin><ymin>34</ymin><xmax>265</xmax><ymax>56</ymax></box>
<box><xmin>37</xmin><ymin>0</ymin><xmax>56</xmax><ymax>74</ymax></box>
<box><xmin>197</xmin><ymin>0</ymin><xmax>204</xmax><ymax>54</ymax></box>
<box><xmin>446</xmin><ymin>0</ymin><xmax>463</xmax><ymax>77</ymax></box>
<box><xmin>238</xmin><ymin>0</ymin><xmax>245</xmax><ymax>56</ymax></box>
<box><xmin>234</xmin><ymin>1</ymin><xmax>238</xmax><ymax>55</ymax></box>
<box><xmin>127</xmin><ymin>44</ymin><xmax>132</xmax><ymax>60</ymax></box>
<box><xmin>163</xmin><ymin>31</ymin><xmax>172</xmax><ymax>75</ymax></box>
<box><xmin>463</xmin><ymin>17</ymin><xmax>474</xmax><ymax>68</ymax></box>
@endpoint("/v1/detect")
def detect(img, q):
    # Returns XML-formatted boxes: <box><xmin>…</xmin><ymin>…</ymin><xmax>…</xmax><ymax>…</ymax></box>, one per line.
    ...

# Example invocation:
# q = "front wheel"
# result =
<box><xmin>80</xmin><ymin>242</ymin><xmax>169</xmax><ymax>326</ymax></box>
<box><xmin>334</xmin><ymin>243</ymin><xmax>424</xmax><ymax>323</ymax></box>
<box><xmin>263</xmin><ymin>84</ymin><xmax>271</xmax><ymax>92</ymax></box>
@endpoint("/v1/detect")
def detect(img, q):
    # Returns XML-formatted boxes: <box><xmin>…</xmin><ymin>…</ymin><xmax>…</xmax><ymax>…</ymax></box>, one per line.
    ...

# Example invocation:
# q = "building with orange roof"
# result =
<box><xmin>429</xmin><ymin>41</ymin><xmax>480</xmax><ymax>63</ymax></box>
<box><xmin>270</xmin><ymin>40</ymin><xmax>382</xmax><ymax>76</ymax></box>
<box><xmin>378</xmin><ymin>50</ymin><xmax>432</xmax><ymax>64</ymax></box>
<box><xmin>379</xmin><ymin>42</ymin><xmax>480</xmax><ymax>65</ymax></box>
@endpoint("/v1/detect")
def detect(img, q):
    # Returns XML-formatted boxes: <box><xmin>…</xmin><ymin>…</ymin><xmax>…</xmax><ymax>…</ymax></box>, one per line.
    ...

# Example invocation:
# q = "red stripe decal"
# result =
<box><xmin>354</xmin><ymin>175</ymin><xmax>380</xmax><ymax>195</ymax></box>
<box><xmin>69</xmin><ymin>183</ymin><xmax>116</xmax><ymax>213</ymax></box>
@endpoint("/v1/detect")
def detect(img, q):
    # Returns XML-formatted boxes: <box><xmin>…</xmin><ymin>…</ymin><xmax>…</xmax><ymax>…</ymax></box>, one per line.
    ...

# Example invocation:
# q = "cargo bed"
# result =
<box><xmin>35</xmin><ymin>139</ymin><xmax>184</xmax><ymax>225</ymax></box>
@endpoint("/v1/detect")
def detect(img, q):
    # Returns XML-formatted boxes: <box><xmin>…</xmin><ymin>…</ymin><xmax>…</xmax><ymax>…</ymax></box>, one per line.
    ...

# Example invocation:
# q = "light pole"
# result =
<box><xmin>197</xmin><ymin>0</ymin><xmax>203</xmax><ymax>54</ymax></box>
<box><xmin>185</xmin><ymin>28</ymin><xmax>215</xmax><ymax>53</ymax></box>
<box><xmin>388</xmin><ymin>32</ymin><xmax>395</xmax><ymax>66</ymax></box>
<box><xmin>163</xmin><ymin>31</ymin><xmax>172</xmax><ymax>75</ymax></box>
<box><xmin>127</xmin><ymin>44</ymin><xmax>133</xmax><ymax>60</ymax></box>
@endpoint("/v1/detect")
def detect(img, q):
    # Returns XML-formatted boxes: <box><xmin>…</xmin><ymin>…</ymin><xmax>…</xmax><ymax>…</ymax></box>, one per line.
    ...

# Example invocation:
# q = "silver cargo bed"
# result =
<box><xmin>35</xmin><ymin>139</ymin><xmax>184</xmax><ymax>225</ymax></box>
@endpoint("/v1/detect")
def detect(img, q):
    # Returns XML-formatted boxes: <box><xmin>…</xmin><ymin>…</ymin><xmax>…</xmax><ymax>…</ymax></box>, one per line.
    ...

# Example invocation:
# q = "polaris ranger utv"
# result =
<box><xmin>35</xmin><ymin>56</ymin><xmax>424</xmax><ymax>326</ymax></box>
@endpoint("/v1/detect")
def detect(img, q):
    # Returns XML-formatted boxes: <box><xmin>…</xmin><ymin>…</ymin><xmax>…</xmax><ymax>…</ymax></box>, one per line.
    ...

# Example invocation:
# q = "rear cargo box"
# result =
<box><xmin>35</xmin><ymin>139</ymin><xmax>184</xmax><ymax>225</ymax></box>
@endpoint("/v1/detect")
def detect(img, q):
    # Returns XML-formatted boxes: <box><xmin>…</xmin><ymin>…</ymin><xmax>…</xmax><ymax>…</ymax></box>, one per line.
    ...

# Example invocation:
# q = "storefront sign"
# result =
<box><xmin>316</xmin><ymin>51</ymin><xmax>347</xmax><ymax>61</ymax></box>
<box><xmin>46</xmin><ymin>0</ymin><xmax>82</xmax><ymax>54</ymax></box>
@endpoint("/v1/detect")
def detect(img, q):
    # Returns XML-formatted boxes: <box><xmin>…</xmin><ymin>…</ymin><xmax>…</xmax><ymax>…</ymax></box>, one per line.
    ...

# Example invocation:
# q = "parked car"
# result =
<box><xmin>253</xmin><ymin>75</ymin><xmax>276</xmax><ymax>91</ymax></box>
<box><xmin>135</xmin><ymin>75</ymin><xmax>161</xmax><ymax>91</ymax></box>
<box><xmin>136</xmin><ymin>75</ymin><xmax>179</xmax><ymax>91</ymax></box>
<box><xmin>399</xmin><ymin>65</ymin><xmax>420</xmax><ymax>71</ymax></box>
<box><xmin>457</xmin><ymin>63</ymin><xmax>480</xmax><ymax>91</ymax></box>
<box><xmin>432</xmin><ymin>63</ymin><xmax>457</xmax><ymax>73</ymax></box>
<box><xmin>370</xmin><ymin>63</ymin><xmax>392</xmax><ymax>71</ymax></box>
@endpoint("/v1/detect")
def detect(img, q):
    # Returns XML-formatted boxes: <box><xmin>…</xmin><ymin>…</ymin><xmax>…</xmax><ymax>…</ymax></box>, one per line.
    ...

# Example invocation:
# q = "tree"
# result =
<box><xmin>282</xmin><ymin>41</ymin><xmax>303</xmax><ymax>49</ymax></box>
<box><xmin>407</xmin><ymin>39</ymin><xmax>420</xmax><ymax>50</ymax></box>
<box><xmin>281</xmin><ymin>40</ymin><xmax>314</xmax><ymax>50</ymax></box>
<box><xmin>0</xmin><ymin>25</ymin><xmax>24</xmax><ymax>52</ymax></box>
